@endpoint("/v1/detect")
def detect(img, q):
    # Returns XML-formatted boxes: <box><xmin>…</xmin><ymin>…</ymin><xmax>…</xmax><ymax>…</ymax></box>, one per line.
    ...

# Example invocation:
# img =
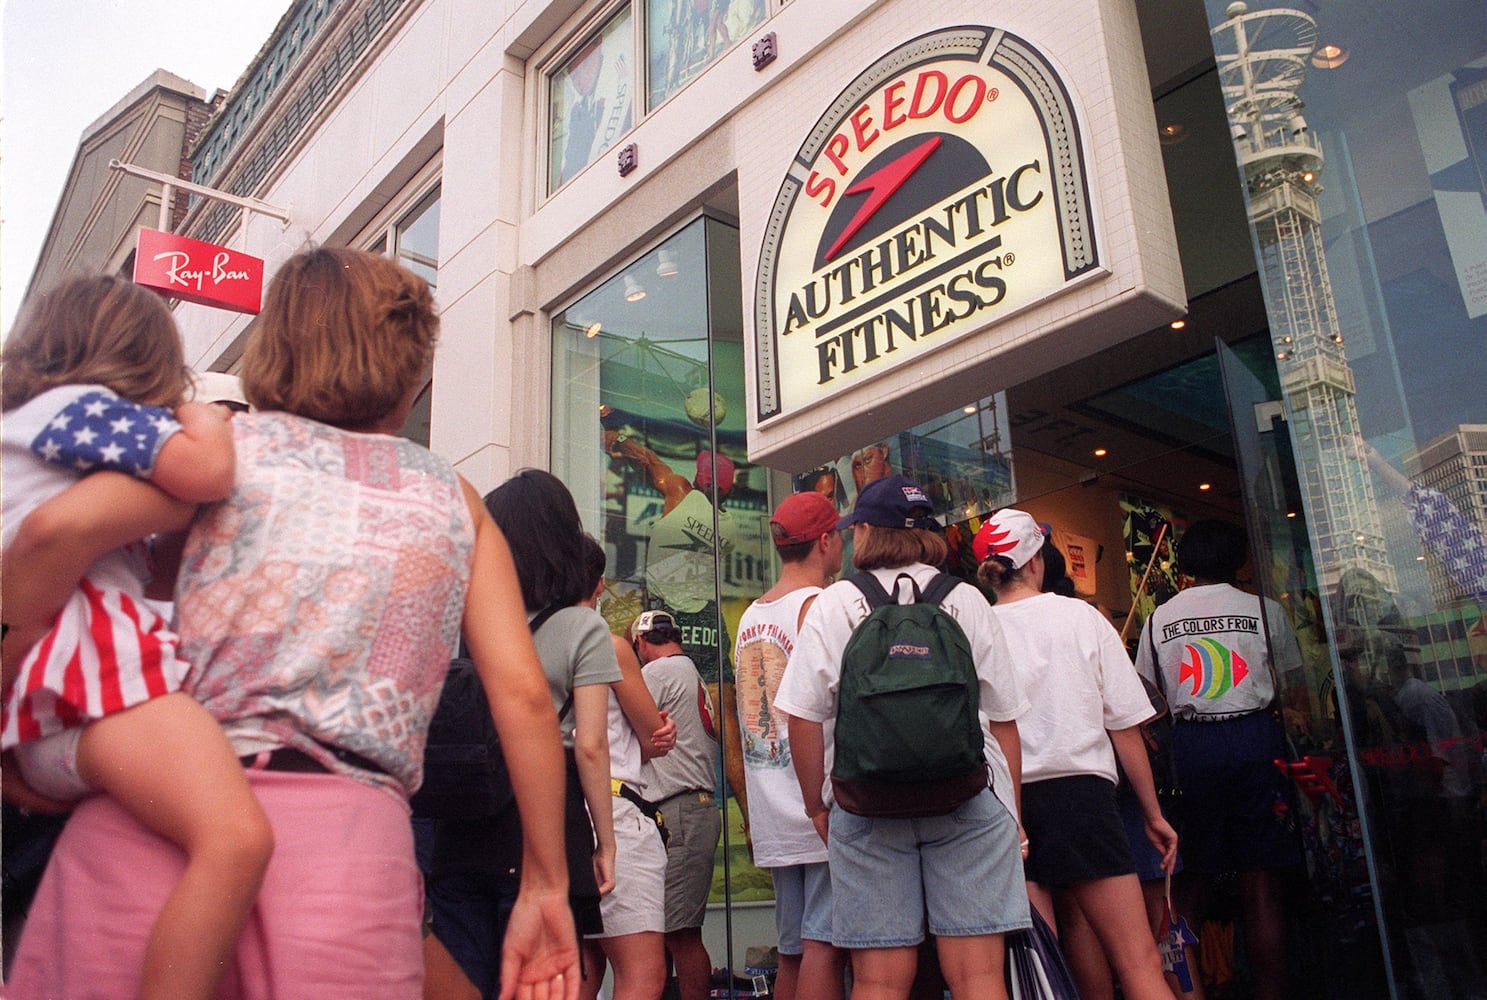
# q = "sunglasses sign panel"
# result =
<box><xmin>754</xmin><ymin>25</ymin><xmax>1100</xmax><ymax>422</ymax></box>
<box><xmin>133</xmin><ymin>228</ymin><xmax>264</xmax><ymax>314</ymax></box>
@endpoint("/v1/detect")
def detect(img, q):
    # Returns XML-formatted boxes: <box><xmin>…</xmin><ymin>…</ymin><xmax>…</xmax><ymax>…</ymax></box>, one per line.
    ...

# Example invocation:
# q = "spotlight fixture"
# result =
<box><xmin>963</xmin><ymin>404</ymin><xmax>977</xmax><ymax>414</ymax></box>
<box><xmin>656</xmin><ymin>249</ymin><xmax>679</xmax><ymax>278</ymax></box>
<box><xmin>1159</xmin><ymin>122</ymin><xmax>1188</xmax><ymax>146</ymax></box>
<box><xmin>1302</xmin><ymin>171</ymin><xmax>1316</xmax><ymax>183</ymax></box>
<box><xmin>1286</xmin><ymin>511</ymin><xmax>1297</xmax><ymax>519</ymax></box>
<box><xmin>1276</xmin><ymin>349</ymin><xmax>1290</xmax><ymax>361</ymax></box>
<box><xmin>1093</xmin><ymin>447</ymin><xmax>1108</xmax><ymax>457</ymax></box>
<box><xmin>624</xmin><ymin>274</ymin><xmax>647</xmax><ymax>302</ymax></box>
<box><xmin>1331</xmin><ymin>333</ymin><xmax>1345</xmax><ymax>344</ymax></box>
<box><xmin>1170</xmin><ymin>319</ymin><xmax>1187</xmax><ymax>330</ymax></box>
<box><xmin>585</xmin><ymin>320</ymin><xmax>602</xmax><ymax>339</ymax></box>
<box><xmin>1198</xmin><ymin>482</ymin><xmax>1212</xmax><ymax>492</ymax></box>
<box><xmin>1311</xmin><ymin>44</ymin><xmax>1349</xmax><ymax>70</ymax></box>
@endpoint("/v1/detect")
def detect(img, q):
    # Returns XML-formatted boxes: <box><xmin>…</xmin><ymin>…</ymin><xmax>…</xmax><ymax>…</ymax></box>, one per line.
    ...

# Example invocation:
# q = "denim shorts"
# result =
<box><xmin>770</xmin><ymin>861</ymin><xmax>833</xmax><ymax>954</ymax></box>
<box><xmin>828</xmin><ymin>788</ymin><xmax>1030</xmax><ymax>948</ymax></box>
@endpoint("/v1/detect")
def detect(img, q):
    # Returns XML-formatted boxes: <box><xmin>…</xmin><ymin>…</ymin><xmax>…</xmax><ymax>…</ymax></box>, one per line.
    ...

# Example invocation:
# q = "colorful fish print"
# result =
<box><xmin>1179</xmin><ymin>638</ymin><xmax>1249</xmax><ymax>699</ymax></box>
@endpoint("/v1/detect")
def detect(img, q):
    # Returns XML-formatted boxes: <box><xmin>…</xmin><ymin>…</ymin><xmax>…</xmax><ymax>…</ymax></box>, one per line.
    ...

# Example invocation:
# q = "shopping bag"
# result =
<box><xmin>1005</xmin><ymin>907</ymin><xmax>1083</xmax><ymax>1000</ymax></box>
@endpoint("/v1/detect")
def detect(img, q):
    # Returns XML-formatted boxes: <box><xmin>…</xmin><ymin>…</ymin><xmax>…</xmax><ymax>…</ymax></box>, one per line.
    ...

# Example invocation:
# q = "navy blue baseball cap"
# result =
<box><xmin>838</xmin><ymin>475</ymin><xmax>936</xmax><ymax>530</ymax></box>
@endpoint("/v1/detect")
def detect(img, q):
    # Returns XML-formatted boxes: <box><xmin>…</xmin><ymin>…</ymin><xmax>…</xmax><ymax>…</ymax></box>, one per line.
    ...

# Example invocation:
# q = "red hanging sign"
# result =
<box><xmin>133</xmin><ymin>228</ymin><xmax>263</xmax><ymax>314</ymax></box>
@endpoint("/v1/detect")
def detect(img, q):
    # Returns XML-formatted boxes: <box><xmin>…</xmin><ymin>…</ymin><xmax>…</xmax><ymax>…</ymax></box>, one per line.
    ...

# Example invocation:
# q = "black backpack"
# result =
<box><xmin>830</xmin><ymin>572</ymin><xmax>988</xmax><ymax>818</ymax></box>
<box><xmin>411</xmin><ymin>606</ymin><xmax>561</xmax><ymax>820</ymax></box>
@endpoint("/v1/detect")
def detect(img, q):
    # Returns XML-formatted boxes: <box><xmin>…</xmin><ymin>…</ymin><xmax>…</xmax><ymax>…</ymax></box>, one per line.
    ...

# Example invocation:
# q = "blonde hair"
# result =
<box><xmin>239</xmin><ymin>246</ymin><xmax>438</xmax><ymax>427</ymax></box>
<box><xmin>852</xmin><ymin>524</ymin><xmax>949</xmax><ymax>570</ymax></box>
<box><xmin>1</xmin><ymin>275</ymin><xmax>187</xmax><ymax>411</ymax></box>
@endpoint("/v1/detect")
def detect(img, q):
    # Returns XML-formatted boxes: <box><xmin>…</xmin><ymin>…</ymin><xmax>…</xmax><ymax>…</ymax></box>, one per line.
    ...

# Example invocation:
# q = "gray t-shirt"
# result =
<box><xmin>641</xmin><ymin>652</ymin><xmax>718</xmax><ymax>800</ymax></box>
<box><xmin>530</xmin><ymin>605</ymin><xmax>622</xmax><ymax>747</ymax></box>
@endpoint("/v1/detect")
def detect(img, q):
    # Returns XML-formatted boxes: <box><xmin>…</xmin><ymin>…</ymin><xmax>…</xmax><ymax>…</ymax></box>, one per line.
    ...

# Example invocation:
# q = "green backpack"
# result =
<box><xmin>831</xmin><ymin>571</ymin><xmax>988</xmax><ymax>818</ymax></box>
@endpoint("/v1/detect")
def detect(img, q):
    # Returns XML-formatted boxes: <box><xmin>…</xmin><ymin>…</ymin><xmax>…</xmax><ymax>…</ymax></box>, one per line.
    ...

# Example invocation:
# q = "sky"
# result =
<box><xmin>1</xmin><ymin>0</ymin><xmax>292</xmax><ymax>334</ymax></box>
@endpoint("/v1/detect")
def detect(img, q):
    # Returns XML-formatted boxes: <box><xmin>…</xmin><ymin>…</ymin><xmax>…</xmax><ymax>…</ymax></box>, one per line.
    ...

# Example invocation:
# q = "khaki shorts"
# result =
<box><xmin>658</xmin><ymin>791</ymin><xmax>721</xmax><ymax>932</ymax></box>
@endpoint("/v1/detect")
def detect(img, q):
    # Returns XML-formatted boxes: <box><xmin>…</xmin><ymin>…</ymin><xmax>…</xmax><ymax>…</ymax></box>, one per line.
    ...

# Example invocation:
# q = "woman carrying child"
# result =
<box><xmin>0</xmin><ymin>275</ymin><xmax>273</xmax><ymax>1000</ymax></box>
<box><xmin>3</xmin><ymin>249</ymin><xmax>578</xmax><ymax>1000</ymax></box>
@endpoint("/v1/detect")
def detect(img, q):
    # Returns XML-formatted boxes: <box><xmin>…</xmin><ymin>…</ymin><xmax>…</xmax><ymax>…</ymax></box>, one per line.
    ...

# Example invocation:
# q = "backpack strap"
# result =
<box><xmin>919</xmin><ymin>572</ymin><xmax>961</xmax><ymax>608</ymax></box>
<box><xmin>847</xmin><ymin>572</ymin><xmax>895</xmax><ymax>609</ymax></box>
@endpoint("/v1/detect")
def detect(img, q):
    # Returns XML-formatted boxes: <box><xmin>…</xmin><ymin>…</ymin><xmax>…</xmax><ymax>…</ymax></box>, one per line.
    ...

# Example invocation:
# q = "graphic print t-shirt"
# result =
<box><xmin>1136</xmin><ymin>583</ymin><xmax>1302</xmax><ymax>718</ymax></box>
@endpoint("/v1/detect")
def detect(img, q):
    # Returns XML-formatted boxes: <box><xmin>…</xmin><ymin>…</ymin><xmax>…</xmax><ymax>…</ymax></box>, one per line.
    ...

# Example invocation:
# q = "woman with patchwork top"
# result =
<box><xmin>4</xmin><ymin>248</ymin><xmax>578</xmax><ymax>1000</ymax></box>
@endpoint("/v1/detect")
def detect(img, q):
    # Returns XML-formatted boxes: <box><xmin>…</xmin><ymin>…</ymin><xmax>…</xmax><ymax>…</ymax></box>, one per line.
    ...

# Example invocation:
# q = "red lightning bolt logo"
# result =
<box><xmin>822</xmin><ymin>135</ymin><xmax>943</xmax><ymax>262</ymax></box>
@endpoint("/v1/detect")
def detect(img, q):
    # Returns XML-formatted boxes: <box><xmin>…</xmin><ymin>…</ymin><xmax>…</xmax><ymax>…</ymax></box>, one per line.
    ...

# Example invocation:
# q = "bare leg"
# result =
<box><xmin>578</xmin><ymin>940</ymin><xmax>608</xmax><ymax>1000</ymax></box>
<box><xmin>1058</xmin><ymin>894</ymin><xmax>1116</xmax><ymax>1000</ymax></box>
<box><xmin>666</xmin><ymin>927</ymin><xmax>712</xmax><ymax>1000</ymax></box>
<box><xmin>936</xmin><ymin>933</ymin><xmax>1008</xmax><ymax>1000</ymax></box>
<box><xmin>851</xmin><ymin>945</ymin><xmax>919</xmax><ymax>1000</ymax></box>
<box><xmin>1062</xmin><ymin>875</ymin><xmax>1176</xmax><ymax>1000</ymax></box>
<box><xmin>1026</xmin><ymin>879</ymin><xmax>1058</xmax><ymax>934</ymax></box>
<box><xmin>601</xmin><ymin>930</ymin><xmax>667</xmax><ymax>1000</ymax></box>
<box><xmin>1238</xmin><ymin>869</ymin><xmax>1287</xmax><ymax>1000</ymax></box>
<box><xmin>76</xmin><ymin>692</ymin><xmax>274</xmax><ymax>1000</ymax></box>
<box><xmin>797</xmin><ymin>938</ymin><xmax>847</xmax><ymax>1000</ymax></box>
<box><xmin>424</xmin><ymin>933</ymin><xmax>481</xmax><ymax>1000</ymax></box>
<box><xmin>774</xmin><ymin>952</ymin><xmax>801</xmax><ymax>1000</ymax></box>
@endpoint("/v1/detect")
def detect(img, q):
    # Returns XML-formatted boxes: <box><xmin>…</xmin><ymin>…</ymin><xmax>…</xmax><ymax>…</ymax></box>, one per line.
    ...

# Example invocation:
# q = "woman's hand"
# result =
<box><xmin>593</xmin><ymin>842</ymin><xmax>617</xmax><ymax>898</ymax></box>
<box><xmin>498</xmin><ymin>888</ymin><xmax>581</xmax><ymax>1000</ymax></box>
<box><xmin>1145</xmin><ymin>813</ymin><xmax>1180</xmax><ymax>874</ymax></box>
<box><xmin>649</xmin><ymin>711</ymin><xmax>677</xmax><ymax>755</ymax></box>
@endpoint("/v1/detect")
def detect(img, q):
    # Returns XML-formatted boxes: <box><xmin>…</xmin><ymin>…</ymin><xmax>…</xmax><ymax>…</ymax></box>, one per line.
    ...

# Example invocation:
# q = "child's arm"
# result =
<box><xmin>149</xmin><ymin>402</ymin><xmax>236</xmax><ymax>502</ymax></box>
<box><xmin>2</xmin><ymin>473</ymin><xmax>194</xmax><ymax>694</ymax></box>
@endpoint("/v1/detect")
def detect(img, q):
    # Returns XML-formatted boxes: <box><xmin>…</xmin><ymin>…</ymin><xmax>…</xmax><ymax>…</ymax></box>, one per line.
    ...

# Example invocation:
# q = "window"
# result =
<box><xmin>359</xmin><ymin>174</ymin><xmax>441</xmax><ymax>445</ymax></box>
<box><xmin>544</xmin><ymin>0</ymin><xmax>773</xmax><ymax>194</ymax></box>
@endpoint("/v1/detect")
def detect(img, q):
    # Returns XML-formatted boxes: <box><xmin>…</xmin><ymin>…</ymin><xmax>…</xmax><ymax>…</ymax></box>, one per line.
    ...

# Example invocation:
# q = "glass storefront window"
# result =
<box><xmin>1206</xmin><ymin>2</ymin><xmax>1487</xmax><ymax>996</ymax></box>
<box><xmin>364</xmin><ymin>181</ymin><xmax>440</xmax><ymax>445</ymax></box>
<box><xmin>645</xmin><ymin>0</ymin><xmax>766</xmax><ymax>110</ymax></box>
<box><xmin>552</xmin><ymin>217</ymin><xmax>774</xmax><ymax>959</ymax></box>
<box><xmin>547</xmin><ymin>10</ymin><xmax>636</xmax><ymax>193</ymax></box>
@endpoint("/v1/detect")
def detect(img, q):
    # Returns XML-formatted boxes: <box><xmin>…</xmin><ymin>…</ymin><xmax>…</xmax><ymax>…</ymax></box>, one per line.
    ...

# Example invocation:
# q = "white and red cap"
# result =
<box><xmin>972</xmin><ymin>509</ymin><xmax>1045</xmax><ymax>569</ymax></box>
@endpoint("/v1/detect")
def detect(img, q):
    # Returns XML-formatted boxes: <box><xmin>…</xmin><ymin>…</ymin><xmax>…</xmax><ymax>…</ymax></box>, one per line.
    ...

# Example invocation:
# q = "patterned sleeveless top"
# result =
<box><xmin>175</xmin><ymin>412</ymin><xmax>475</xmax><ymax>798</ymax></box>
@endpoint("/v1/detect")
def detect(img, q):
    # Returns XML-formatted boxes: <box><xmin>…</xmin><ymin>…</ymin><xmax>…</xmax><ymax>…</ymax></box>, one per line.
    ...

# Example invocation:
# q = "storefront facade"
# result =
<box><xmin>158</xmin><ymin>0</ymin><xmax>1485</xmax><ymax>994</ymax></box>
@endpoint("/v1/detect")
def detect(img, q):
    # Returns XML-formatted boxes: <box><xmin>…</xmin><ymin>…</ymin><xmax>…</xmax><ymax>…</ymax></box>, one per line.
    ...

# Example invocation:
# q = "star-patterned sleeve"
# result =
<box><xmin>1404</xmin><ymin>483</ymin><xmax>1487</xmax><ymax>599</ymax></box>
<box><xmin>29</xmin><ymin>389</ymin><xmax>182</xmax><ymax>479</ymax></box>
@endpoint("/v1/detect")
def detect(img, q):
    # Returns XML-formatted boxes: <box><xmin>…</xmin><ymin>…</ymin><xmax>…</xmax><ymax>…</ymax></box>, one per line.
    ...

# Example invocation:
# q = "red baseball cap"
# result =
<box><xmin>770</xmin><ymin>491</ymin><xmax>838</xmax><ymax>546</ymax></box>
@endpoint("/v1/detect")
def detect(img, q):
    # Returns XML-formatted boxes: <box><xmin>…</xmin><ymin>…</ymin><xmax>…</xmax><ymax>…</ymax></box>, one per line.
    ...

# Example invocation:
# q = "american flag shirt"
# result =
<box><xmin>2</xmin><ymin>384</ymin><xmax>193</xmax><ymax>749</ymax></box>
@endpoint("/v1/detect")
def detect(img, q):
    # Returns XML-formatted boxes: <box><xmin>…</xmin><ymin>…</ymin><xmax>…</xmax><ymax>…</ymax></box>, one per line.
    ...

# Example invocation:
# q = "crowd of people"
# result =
<box><xmin>0</xmin><ymin>247</ymin><xmax>1307</xmax><ymax>1000</ymax></box>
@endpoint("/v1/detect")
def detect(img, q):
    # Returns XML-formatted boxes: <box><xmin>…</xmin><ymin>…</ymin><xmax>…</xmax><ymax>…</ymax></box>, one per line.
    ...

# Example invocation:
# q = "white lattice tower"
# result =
<box><xmin>1212</xmin><ymin>3</ymin><xmax>1396</xmax><ymax>594</ymax></box>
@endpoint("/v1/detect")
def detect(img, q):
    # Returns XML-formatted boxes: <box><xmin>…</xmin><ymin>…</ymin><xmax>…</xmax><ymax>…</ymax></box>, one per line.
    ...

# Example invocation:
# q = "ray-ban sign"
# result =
<box><xmin>133</xmin><ymin>228</ymin><xmax>264</xmax><ymax>314</ymax></box>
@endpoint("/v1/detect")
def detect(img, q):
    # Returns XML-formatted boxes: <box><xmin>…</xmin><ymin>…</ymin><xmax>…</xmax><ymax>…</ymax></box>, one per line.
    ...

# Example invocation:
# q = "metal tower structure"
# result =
<box><xmin>1212</xmin><ymin>2</ymin><xmax>1397</xmax><ymax>595</ymax></box>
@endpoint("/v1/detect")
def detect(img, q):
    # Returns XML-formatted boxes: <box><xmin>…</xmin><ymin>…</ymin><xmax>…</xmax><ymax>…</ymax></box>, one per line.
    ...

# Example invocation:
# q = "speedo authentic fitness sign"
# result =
<box><xmin>748</xmin><ymin>19</ymin><xmax>1183</xmax><ymax>470</ymax></box>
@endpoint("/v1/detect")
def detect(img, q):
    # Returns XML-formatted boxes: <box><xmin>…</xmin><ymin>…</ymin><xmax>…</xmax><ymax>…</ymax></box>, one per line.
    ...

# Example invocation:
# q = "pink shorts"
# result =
<box><xmin>7</xmin><ymin>768</ymin><xmax>423</xmax><ymax>999</ymax></box>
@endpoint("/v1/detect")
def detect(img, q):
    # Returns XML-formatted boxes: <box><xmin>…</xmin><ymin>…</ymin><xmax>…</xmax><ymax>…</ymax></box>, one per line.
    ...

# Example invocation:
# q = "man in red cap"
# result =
<box><xmin>732</xmin><ymin>492</ymin><xmax>847</xmax><ymax>1000</ymax></box>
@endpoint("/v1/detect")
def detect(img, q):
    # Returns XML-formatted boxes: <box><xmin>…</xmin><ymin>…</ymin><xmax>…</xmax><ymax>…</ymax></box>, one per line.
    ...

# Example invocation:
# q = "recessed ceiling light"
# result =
<box><xmin>1286</xmin><ymin>511</ymin><xmax>1297</xmax><ymax>518</ymax></box>
<box><xmin>1159</xmin><ymin>122</ymin><xmax>1188</xmax><ymax>146</ymax></box>
<box><xmin>1170</xmin><ymin>319</ymin><xmax>1187</xmax><ymax>330</ymax></box>
<box><xmin>1312</xmin><ymin>44</ymin><xmax>1349</xmax><ymax>69</ymax></box>
<box><xmin>1198</xmin><ymin>482</ymin><xmax>1212</xmax><ymax>491</ymax></box>
<box><xmin>1093</xmin><ymin>447</ymin><xmax>1107</xmax><ymax>457</ymax></box>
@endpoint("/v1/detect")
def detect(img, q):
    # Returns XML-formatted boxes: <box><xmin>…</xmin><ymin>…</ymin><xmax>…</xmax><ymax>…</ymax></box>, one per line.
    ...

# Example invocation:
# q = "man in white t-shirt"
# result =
<box><xmin>733</xmin><ymin>492</ymin><xmax>847</xmax><ymax>1000</ymax></box>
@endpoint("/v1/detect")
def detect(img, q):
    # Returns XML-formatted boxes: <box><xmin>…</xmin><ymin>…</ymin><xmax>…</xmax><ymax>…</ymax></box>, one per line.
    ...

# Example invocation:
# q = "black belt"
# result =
<box><xmin>240</xmin><ymin>742</ymin><xmax>387</xmax><ymax>777</ymax></box>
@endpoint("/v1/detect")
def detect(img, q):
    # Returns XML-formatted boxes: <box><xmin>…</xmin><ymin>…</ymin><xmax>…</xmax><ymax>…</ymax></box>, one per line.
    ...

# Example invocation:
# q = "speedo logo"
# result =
<box><xmin>888</xmin><ymin>642</ymin><xmax>932</xmax><ymax>659</ymax></box>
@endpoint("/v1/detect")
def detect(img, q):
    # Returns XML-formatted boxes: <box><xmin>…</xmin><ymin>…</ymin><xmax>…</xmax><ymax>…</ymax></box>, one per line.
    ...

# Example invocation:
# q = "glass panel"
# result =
<box><xmin>645</xmin><ymin>0</ymin><xmax>767</xmax><ymax>110</ymax></box>
<box><xmin>394</xmin><ymin>186</ymin><xmax>440</xmax><ymax>289</ymax></box>
<box><xmin>548</xmin><ymin>11</ymin><xmax>636</xmax><ymax>193</ymax></box>
<box><xmin>1206</xmin><ymin>1</ymin><xmax>1487</xmax><ymax>995</ymax></box>
<box><xmin>389</xmin><ymin>185</ymin><xmax>439</xmax><ymax>445</ymax></box>
<box><xmin>552</xmin><ymin>217</ymin><xmax>768</xmax><ymax>981</ymax></box>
